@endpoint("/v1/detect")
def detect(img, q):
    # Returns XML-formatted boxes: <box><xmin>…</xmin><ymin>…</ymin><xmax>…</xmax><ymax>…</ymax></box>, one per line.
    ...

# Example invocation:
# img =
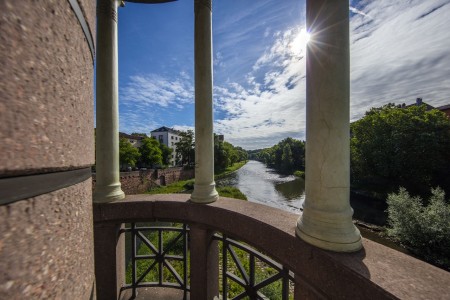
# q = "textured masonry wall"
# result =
<box><xmin>0</xmin><ymin>0</ymin><xmax>95</xmax><ymax>177</ymax></box>
<box><xmin>0</xmin><ymin>180</ymin><xmax>95</xmax><ymax>299</ymax></box>
<box><xmin>0</xmin><ymin>0</ymin><xmax>96</xmax><ymax>299</ymax></box>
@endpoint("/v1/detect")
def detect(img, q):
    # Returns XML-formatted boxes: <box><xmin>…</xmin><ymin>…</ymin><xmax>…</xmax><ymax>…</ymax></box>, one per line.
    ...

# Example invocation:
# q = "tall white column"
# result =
<box><xmin>94</xmin><ymin>0</ymin><xmax>125</xmax><ymax>203</ymax></box>
<box><xmin>190</xmin><ymin>0</ymin><xmax>218</xmax><ymax>204</ymax></box>
<box><xmin>296</xmin><ymin>0</ymin><xmax>362</xmax><ymax>252</ymax></box>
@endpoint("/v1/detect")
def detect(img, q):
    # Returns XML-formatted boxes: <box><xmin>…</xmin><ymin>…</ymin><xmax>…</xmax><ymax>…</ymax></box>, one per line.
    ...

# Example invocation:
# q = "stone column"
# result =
<box><xmin>189</xmin><ymin>225</ymin><xmax>219</xmax><ymax>299</ymax></box>
<box><xmin>296</xmin><ymin>0</ymin><xmax>362</xmax><ymax>252</ymax></box>
<box><xmin>191</xmin><ymin>0</ymin><xmax>219</xmax><ymax>203</ymax></box>
<box><xmin>94</xmin><ymin>0</ymin><xmax>125</xmax><ymax>203</ymax></box>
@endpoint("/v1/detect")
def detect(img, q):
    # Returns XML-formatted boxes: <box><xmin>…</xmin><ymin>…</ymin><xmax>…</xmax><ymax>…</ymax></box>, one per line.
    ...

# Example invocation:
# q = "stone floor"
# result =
<box><xmin>119</xmin><ymin>287</ymin><xmax>188</xmax><ymax>300</ymax></box>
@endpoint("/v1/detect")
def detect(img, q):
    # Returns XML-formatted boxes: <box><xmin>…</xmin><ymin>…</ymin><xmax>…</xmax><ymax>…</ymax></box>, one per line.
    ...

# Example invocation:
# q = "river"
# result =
<box><xmin>217</xmin><ymin>160</ymin><xmax>305</xmax><ymax>213</ymax></box>
<box><xmin>216</xmin><ymin>160</ymin><xmax>412</xmax><ymax>254</ymax></box>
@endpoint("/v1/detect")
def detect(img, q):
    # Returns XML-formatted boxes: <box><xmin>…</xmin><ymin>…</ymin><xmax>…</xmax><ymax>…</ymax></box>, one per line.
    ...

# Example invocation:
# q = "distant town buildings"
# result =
<box><xmin>401</xmin><ymin>98</ymin><xmax>450</xmax><ymax>118</ymax></box>
<box><xmin>150</xmin><ymin>126</ymin><xmax>182</xmax><ymax>166</ymax></box>
<box><xmin>119</xmin><ymin>132</ymin><xmax>144</xmax><ymax>148</ymax></box>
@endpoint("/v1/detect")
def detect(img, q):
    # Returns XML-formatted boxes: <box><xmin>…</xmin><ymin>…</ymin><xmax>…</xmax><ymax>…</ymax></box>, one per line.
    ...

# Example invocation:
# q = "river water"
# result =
<box><xmin>216</xmin><ymin>161</ymin><xmax>413</xmax><ymax>254</ymax></box>
<box><xmin>217</xmin><ymin>160</ymin><xmax>305</xmax><ymax>213</ymax></box>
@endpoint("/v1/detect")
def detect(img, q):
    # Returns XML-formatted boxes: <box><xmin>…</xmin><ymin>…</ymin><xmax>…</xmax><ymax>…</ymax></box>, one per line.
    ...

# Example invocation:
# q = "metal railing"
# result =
<box><xmin>121</xmin><ymin>223</ymin><xmax>189</xmax><ymax>299</ymax></box>
<box><xmin>215</xmin><ymin>234</ymin><xmax>294</xmax><ymax>300</ymax></box>
<box><xmin>120</xmin><ymin>223</ymin><xmax>293</xmax><ymax>299</ymax></box>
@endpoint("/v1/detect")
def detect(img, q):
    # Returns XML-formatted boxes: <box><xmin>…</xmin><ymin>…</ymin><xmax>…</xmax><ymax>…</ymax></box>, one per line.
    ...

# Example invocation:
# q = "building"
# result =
<box><xmin>150</xmin><ymin>126</ymin><xmax>181</xmax><ymax>166</ymax></box>
<box><xmin>404</xmin><ymin>97</ymin><xmax>435</xmax><ymax>110</ymax></box>
<box><xmin>119</xmin><ymin>132</ymin><xmax>144</xmax><ymax>148</ymax></box>
<box><xmin>1</xmin><ymin>1</ymin><xmax>449</xmax><ymax>300</ymax></box>
<box><xmin>403</xmin><ymin>98</ymin><xmax>450</xmax><ymax>118</ymax></box>
<box><xmin>437</xmin><ymin>104</ymin><xmax>450</xmax><ymax>118</ymax></box>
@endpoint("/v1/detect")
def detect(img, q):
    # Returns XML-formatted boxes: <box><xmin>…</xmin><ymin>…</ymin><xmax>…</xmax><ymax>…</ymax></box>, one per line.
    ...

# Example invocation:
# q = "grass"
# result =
<box><xmin>216</xmin><ymin>186</ymin><xmax>247</xmax><ymax>200</ymax></box>
<box><xmin>215</xmin><ymin>161</ymin><xmax>247</xmax><ymax>179</ymax></box>
<box><xmin>146</xmin><ymin>161</ymin><xmax>248</xmax><ymax>200</ymax></box>
<box><xmin>146</xmin><ymin>179</ymin><xmax>194</xmax><ymax>194</ymax></box>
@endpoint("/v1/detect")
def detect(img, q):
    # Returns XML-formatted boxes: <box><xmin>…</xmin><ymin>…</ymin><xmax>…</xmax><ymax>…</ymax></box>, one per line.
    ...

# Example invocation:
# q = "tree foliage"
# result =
<box><xmin>214</xmin><ymin>137</ymin><xmax>248</xmax><ymax>171</ymax></box>
<box><xmin>159</xmin><ymin>143</ymin><xmax>173</xmax><ymax>166</ymax></box>
<box><xmin>175</xmin><ymin>130</ymin><xmax>195</xmax><ymax>166</ymax></box>
<box><xmin>130</xmin><ymin>132</ymin><xmax>148</xmax><ymax>138</ymax></box>
<box><xmin>351</xmin><ymin>104</ymin><xmax>450</xmax><ymax>196</ymax></box>
<box><xmin>139</xmin><ymin>137</ymin><xmax>163</xmax><ymax>167</ymax></box>
<box><xmin>386</xmin><ymin>187</ymin><xmax>450</xmax><ymax>268</ymax></box>
<box><xmin>119</xmin><ymin>138</ymin><xmax>140</xmax><ymax>169</ymax></box>
<box><xmin>252</xmin><ymin>138</ymin><xmax>305</xmax><ymax>174</ymax></box>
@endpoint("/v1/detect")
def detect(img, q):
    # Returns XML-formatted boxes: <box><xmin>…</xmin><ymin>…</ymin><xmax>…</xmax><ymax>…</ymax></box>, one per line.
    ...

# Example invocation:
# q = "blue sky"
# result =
<box><xmin>115</xmin><ymin>0</ymin><xmax>450</xmax><ymax>149</ymax></box>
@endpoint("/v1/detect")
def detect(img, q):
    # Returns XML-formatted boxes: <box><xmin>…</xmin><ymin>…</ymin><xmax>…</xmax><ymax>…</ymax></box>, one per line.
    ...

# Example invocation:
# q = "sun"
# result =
<box><xmin>291</xmin><ymin>28</ymin><xmax>310</xmax><ymax>55</ymax></box>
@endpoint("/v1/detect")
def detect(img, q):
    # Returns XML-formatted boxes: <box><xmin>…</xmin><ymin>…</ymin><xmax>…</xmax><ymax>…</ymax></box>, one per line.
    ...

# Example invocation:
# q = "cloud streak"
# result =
<box><xmin>119</xmin><ymin>0</ymin><xmax>450</xmax><ymax>150</ymax></box>
<box><xmin>213</xmin><ymin>0</ymin><xmax>450</xmax><ymax>149</ymax></box>
<box><xmin>121</xmin><ymin>73</ymin><xmax>193</xmax><ymax>108</ymax></box>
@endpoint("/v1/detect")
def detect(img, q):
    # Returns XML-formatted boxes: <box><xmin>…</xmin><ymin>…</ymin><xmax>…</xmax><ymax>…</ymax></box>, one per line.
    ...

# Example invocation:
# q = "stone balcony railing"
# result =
<box><xmin>93</xmin><ymin>194</ymin><xmax>450</xmax><ymax>300</ymax></box>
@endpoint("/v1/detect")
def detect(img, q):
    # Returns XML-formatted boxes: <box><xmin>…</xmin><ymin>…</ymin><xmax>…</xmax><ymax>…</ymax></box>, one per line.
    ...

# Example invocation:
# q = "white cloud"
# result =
<box><xmin>350</xmin><ymin>0</ymin><xmax>450</xmax><ymax>120</ymax></box>
<box><xmin>213</xmin><ymin>26</ymin><xmax>307</xmax><ymax>150</ymax></box>
<box><xmin>121</xmin><ymin>74</ymin><xmax>193</xmax><ymax>108</ymax></box>
<box><xmin>212</xmin><ymin>0</ymin><xmax>450</xmax><ymax>149</ymax></box>
<box><xmin>119</xmin><ymin>1</ymin><xmax>450</xmax><ymax>150</ymax></box>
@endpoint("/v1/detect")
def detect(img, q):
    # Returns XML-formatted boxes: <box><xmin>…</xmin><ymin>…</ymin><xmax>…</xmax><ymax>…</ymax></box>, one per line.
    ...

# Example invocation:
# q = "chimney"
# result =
<box><xmin>416</xmin><ymin>98</ymin><xmax>423</xmax><ymax>105</ymax></box>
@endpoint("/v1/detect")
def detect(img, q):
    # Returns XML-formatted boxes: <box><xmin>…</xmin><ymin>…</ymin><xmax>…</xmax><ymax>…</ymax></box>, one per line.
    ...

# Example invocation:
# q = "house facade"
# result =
<box><xmin>150</xmin><ymin>126</ymin><xmax>181</xmax><ymax>166</ymax></box>
<box><xmin>437</xmin><ymin>104</ymin><xmax>450</xmax><ymax>118</ymax></box>
<box><xmin>119</xmin><ymin>132</ymin><xmax>144</xmax><ymax>148</ymax></box>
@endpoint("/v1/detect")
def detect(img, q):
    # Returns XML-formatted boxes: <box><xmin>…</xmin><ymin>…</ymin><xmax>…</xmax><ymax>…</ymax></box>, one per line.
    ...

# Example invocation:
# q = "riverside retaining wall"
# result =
<box><xmin>92</xmin><ymin>167</ymin><xmax>195</xmax><ymax>194</ymax></box>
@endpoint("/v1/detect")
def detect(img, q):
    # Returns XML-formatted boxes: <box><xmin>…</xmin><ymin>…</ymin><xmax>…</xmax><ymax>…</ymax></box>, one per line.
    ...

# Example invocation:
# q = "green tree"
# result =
<box><xmin>351</xmin><ymin>104</ymin><xmax>450</xmax><ymax>196</ymax></box>
<box><xmin>119</xmin><ymin>138</ymin><xmax>140</xmax><ymax>170</ymax></box>
<box><xmin>175</xmin><ymin>130</ymin><xmax>195</xmax><ymax>165</ymax></box>
<box><xmin>131</xmin><ymin>132</ymin><xmax>148</xmax><ymax>138</ymax></box>
<box><xmin>159</xmin><ymin>143</ymin><xmax>173</xmax><ymax>166</ymax></box>
<box><xmin>139</xmin><ymin>137</ymin><xmax>163</xmax><ymax>168</ymax></box>
<box><xmin>281</xmin><ymin>143</ymin><xmax>293</xmax><ymax>173</ymax></box>
<box><xmin>253</xmin><ymin>137</ymin><xmax>305</xmax><ymax>175</ymax></box>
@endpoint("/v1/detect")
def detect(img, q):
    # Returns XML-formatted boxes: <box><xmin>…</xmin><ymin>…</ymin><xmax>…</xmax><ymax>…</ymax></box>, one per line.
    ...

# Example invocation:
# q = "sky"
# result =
<box><xmin>115</xmin><ymin>0</ymin><xmax>450</xmax><ymax>150</ymax></box>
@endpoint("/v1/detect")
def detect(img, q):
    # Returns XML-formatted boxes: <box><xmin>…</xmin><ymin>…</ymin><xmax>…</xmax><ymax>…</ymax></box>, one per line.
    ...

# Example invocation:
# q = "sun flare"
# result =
<box><xmin>291</xmin><ymin>28</ymin><xmax>310</xmax><ymax>55</ymax></box>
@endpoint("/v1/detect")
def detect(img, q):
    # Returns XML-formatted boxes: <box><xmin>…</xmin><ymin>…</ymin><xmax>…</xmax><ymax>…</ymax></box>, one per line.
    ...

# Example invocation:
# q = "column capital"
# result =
<box><xmin>195</xmin><ymin>0</ymin><xmax>212</xmax><ymax>11</ymax></box>
<box><xmin>97</xmin><ymin>0</ymin><xmax>118</xmax><ymax>23</ymax></box>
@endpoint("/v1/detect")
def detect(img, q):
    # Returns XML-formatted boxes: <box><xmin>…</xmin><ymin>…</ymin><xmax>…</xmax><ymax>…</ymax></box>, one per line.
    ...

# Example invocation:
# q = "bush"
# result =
<box><xmin>293</xmin><ymin>170</ymin><xmax>305</xmax><ymax>179</ymax></box>
<box><xmin>386</xmin><ymin>187</ymin><xmax>450</xmax><ymax>267</ymax></box>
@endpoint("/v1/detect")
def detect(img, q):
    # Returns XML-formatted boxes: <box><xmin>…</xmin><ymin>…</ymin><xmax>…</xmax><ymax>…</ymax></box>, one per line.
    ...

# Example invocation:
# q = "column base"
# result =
<box><xmin>190</xmin><ymin>182</ymin><xmax>219</xmax><ymax>204</ymax></box>
<box><xmin>296</xmin><ymin>209</ymin><xmax>362</xmax><ymax>252</ymax></box>
<box><xmin>93</xmin><ymin>183</ymin><xmax>125</xmax><ymax>203</ymax></box>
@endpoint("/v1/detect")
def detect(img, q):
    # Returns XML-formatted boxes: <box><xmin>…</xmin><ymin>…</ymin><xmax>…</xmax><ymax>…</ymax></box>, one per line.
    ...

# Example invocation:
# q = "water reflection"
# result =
<box><xmin>217</xmin><ymin>160</ymin><xmax>305</xmax><ymax>213</ymax></box>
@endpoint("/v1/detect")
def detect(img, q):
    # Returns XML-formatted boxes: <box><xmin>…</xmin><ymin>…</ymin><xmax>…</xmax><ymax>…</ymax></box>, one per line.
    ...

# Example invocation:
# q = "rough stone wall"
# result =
<box><xmin>92</xmin><ymin>168</ymin><xmax>195</xmax><ymax>194</ymax></box>
<box><xmin>0</xmin><ymin>0</ymin><xmax>96</xmax><ymax>299</ymax></box>
<box><xmin>156</xmin><ymin>168</ymin><xmax>195</xmax><ymax>185</ymax></box>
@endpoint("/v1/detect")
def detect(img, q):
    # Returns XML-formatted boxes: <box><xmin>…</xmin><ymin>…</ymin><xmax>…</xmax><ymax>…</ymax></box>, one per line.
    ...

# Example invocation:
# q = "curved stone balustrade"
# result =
<box><xmin>93</xmin><ymin>194</ymin><xmax>450</xmax><ymax>300</ymax></box>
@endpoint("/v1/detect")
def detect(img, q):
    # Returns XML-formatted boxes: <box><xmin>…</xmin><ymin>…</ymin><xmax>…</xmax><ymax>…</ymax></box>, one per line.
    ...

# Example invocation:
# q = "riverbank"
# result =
<box><xmin>214</xmin><ymin>161</ymin><xmax>247</xmax><ymax>179</ymax></box>
<box><xmin>146</xmin><ymin>161</ymin><xmax>248</xmax><ymax>200</ymax></box>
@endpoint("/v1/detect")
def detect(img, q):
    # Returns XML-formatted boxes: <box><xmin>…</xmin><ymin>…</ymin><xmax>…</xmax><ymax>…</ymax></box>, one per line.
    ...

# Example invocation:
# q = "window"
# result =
<box><xmin>158</xmin><ymin>135</ymin><xmax>163</xmax><ymax>143</ymax></box>
<box><xmin>171</xmin><ymin>136</ymin><xmax>174</xmax><ymax>139</ymax></box>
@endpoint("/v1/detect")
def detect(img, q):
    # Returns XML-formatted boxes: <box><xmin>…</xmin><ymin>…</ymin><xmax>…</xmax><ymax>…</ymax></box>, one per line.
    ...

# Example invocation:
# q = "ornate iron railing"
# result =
<box><xmin>121</xmin><ymin>223</ymin><xmax>189</xmax><ymax>299</ymax></box>
<box><xmin>120</xmin><ymin>222</ymin><xmax>293</xmax><ymax>299</ymax></box>
<box><xmin>215</xmin><ymin>234</ymin><xmax>294</xmax><ymax>300</ymax></box>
